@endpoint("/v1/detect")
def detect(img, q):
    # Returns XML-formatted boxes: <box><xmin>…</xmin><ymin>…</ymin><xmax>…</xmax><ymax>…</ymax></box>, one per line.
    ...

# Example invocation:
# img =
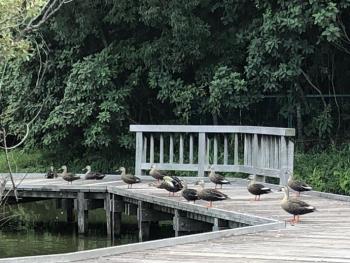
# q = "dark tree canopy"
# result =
<box><xmin>1</xmin><ymin>0</ymin><xmax>350</xmax><ymax>154</ymax></box>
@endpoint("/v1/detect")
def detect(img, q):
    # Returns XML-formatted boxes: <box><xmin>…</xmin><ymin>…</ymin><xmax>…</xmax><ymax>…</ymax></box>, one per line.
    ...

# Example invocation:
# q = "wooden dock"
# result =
<box><xmin>2</xmin><ymin>174</ymin><xmax>350</xmax><ymax>263</ymax></box>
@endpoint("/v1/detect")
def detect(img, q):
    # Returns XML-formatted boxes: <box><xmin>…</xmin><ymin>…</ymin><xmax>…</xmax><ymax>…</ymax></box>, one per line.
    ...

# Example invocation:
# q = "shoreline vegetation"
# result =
<box><xmin>1</xmin><ymin>144</ymin><xmax>349</xmax><ymax>195</ymax></box>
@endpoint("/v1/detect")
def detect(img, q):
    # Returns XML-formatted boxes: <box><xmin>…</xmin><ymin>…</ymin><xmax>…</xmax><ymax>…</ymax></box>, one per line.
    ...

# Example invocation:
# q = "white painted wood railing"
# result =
<box><xmin>130</xmin><ymin>125</ymin><xmax>295</xmax><ymax>185</ymax></box>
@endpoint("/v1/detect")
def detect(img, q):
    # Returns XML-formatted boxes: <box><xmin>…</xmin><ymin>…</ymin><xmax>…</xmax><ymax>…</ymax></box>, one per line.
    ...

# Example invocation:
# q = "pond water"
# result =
<box><xmin>0</xmin><ymin>200</ymin><xmax>174</xmax><ymax>258</ymax></box>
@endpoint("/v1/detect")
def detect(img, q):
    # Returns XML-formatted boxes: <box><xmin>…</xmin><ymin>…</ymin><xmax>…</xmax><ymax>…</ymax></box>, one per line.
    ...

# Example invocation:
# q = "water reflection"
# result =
<box><xmin>0</xmin><ymin>200</ymin><xmax>173</xmax><ymax>258</ymax></box>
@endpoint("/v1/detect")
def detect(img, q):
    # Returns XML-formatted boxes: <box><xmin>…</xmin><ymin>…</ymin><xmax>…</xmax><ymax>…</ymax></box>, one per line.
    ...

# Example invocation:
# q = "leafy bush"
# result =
<box><xmin>294</xmin><ymin>144</ymin><xmax>350</xmax><ymax>195</ymax></box>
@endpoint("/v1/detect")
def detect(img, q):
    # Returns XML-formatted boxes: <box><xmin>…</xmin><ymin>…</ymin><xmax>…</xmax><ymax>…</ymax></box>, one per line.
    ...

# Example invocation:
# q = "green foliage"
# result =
<box><xmin>294</xmin><ymin>145</ymin><xmax>350</xmax><ymax>195</ymax></box>
<box><xmin>1</xmin><ymin>0</ymin><xmax>350</xmax><ymax>177</ymax></box>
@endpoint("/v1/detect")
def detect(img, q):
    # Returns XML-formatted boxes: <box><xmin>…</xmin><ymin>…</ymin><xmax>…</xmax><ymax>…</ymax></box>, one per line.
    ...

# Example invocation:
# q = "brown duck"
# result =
<box><xmin>247</xmin><ymin>175</ymin><xmax>272</xmax><ymax>201</ymax></box>
<box><xmin>281</xmin><ymin>186</ymin><xmax>316</xmax><ymax>224</ymax></box>
<box><xmin>119</xmin><ymin>167</ymin><xmax>141</xmax><ymax>188</ymax></box>
<box><xmin>149</xmin><ymin>164</ymin><xmax>165</xmax><ymax>182</ymax></box>
<box><xmin>60</xmin><ymin>165</ymin><xmax>80</xmax><ymax>184</ymax></box>
<box><xmin>208</xmin><ymin>165</ymin><xmax>230</xmax><ymax>189</ymax></box>
<box><xmin>195</xmin><ymin>180</ymin><xmax>229</xmax><ymax>208</ymax></box>
<box><xmin>287</xmin><ymin>174</ymin><xmax>312</xmax><ymax>197</ymax></box>
<box><xmin>83</xmin><ymin>165</ymin><xmax>105</xmax><ymax>180</ymax></box>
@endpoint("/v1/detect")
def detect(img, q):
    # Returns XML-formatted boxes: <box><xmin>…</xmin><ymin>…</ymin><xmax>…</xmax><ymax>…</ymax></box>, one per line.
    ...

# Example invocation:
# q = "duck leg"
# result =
<box><xmin>258</xmin><ymin>195</ymin><xmax>261</xmax><ymax>201</ymax></box>
<box><xmin>206</xmin><ymin>201</ymin><xmax>213</xmax><ymax>208</ymax></box>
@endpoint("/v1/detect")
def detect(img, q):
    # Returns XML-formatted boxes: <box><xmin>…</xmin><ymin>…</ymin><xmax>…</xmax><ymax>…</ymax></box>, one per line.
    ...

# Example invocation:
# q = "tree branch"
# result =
<box><xmin>300</xmin><ymin>69</ymin><xmax>327</xmax><ymax>107</ymax></box>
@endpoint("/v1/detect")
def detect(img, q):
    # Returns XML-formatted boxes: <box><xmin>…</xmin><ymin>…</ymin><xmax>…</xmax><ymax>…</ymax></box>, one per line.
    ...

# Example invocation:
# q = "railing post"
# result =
<box><xmin>280</xmin><ymin>136</ymin><xmax>288</xmax><ymax>185</ymax></box>
<box><xmin>287</xmin><ymin>138</ymin><xmax>294</xmax><ymax>175</ymax></box>
<box><xmin>234</xmin><ymin>134</ymin><xmax>239</xmax><ymax>165</ymax></box>
<box><xmin>135</xmin><ymin>132</ymin><xmax>143</xmax><ymax>176</ymax></box>
<box><xmin>198</xmin><ymin>133</ymin><xmax>206</xmax><ymax>177</ymax></box>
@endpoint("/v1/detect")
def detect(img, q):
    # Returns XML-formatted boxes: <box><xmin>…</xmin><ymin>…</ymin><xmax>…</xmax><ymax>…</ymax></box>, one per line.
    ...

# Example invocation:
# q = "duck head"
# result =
<box><xmin>82</xmin><ymin>165</ymin><xmax>91</xmax><ymax>172</ymax></box>
<box><xmin>195</xmin><ymin>180</ymin><xmax>205</xmax><ymax>188</ymax></box>
<box><xmin>118</xmin><ymin>167</ymin><xmax>126</xmax><ymax>174</ymax></box>
<box><xmin>60</xmin><ymin>165</ymin><xmax>67</xmax><ymax>172</ymax></box>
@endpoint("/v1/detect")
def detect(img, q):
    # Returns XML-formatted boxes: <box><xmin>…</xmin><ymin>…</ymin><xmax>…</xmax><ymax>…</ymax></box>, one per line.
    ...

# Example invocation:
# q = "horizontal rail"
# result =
<box><xmin>130</xmin><ymin>125</ymin><xmax>295</xmax><ymax>136</ymax></box>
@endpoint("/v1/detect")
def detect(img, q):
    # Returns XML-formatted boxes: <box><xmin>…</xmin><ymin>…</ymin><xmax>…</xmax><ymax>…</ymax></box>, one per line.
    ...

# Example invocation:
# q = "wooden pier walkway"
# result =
<box><xmin>2</xmin><ymin>174</ymin><xmax>350</xmax><ymax>263</ymax></box>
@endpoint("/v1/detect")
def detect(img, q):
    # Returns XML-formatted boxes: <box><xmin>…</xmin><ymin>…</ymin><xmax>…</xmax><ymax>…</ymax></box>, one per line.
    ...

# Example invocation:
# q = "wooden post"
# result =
<box><xmin>77</xmin><ymin>192</ymin><xmax>88</xmax><ymax>234</ymax></box>
<box><xmin>213</xmin><ymin>135</ymin><xmax>218</xmax><ymax>165</ymax></box>
<box><xmin>179</xmin><ymin>134</ymin><xmax>184</xmax><ymax>164</ymax></box>
<box><xmin>223</xmin><ymin>135</ymin><xmax>228</xmax><ymax>165</ymax></box>
<box><xmin>189</xmin><ymin>134</ymin><xmax>193</xmax><ymax>164</ymax></box>
<box><xmin>135</xmin><ymin>132</ymin><xmax>143</xmax><ymax>176</ymax></box>
<box><xmin>280</xmin><ymin>136</ymin><xmax>288</xmax><ymax>185</ymax></box>
<box><xmin>169</xmin><ymin>135</ymin><xmax>174</xmax><ymax>163</ymax></box>
<box><xmin>287</xmin><ymin>138</ymin><xmax>294</xmax><ymax>175</ymax></box>
<box><xmin>112</xmin><ymin>195</ymin><xmax>123</xmax><ymax>237</ymax></box>
<box><xmin>150</xmin><ymin>134</ymin><xmax>154</xmax><ymax>164</ymax></box>
<box><xmin>159</xmin><ymin>134</ymin><xmax>164</xmax><ymax>163</ymax></box>
<box><xmin>234</xmin><ymin>133</ymin><xmax>239</xmax><ymax>165</ymax></box>
<box><xmin>105</xmin><ymin>193</ymin><xmax>112</xmax><ymax>237</ymax></box>
<box><xmin>137</xmin><ymin>201</ymin><xmax>150</xmax><ymax>242</ymax></box>
<box><xmin>198</xmin><ymin>133</ymin><xmax>206</xmax><ymax>177</ymax></box>
<box><xmin>213</xmin><ymin>218</ymin><xmax>229</xmax><ymax>231</ymax></box>
<box><xmin>206</xmin><ymin>137</ymin><xmax>210</xmax><ymax>164</ymax></box>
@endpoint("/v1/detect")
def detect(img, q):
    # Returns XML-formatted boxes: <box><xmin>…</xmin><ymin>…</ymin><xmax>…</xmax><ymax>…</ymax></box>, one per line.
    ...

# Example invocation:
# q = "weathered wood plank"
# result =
<box><xmin>223</xmin><ymin>135</ymin><xmax>228</xmax><ymax>165</ymax></box>
<box><xmin>234</xmin><ymin>134</ymin><xmax>239</xmax><ymax>165</ymax></box>
<box><xmin>179</xmin><ymin>134</ymin><xmax>184</xmax><ymax>164</ymax></box>
<box><xmin>213</xmin><ymin>136</ymin><xmax>218</xmax><ymax>165</ymax></box>
<box><xmin>130</xmin><ymin>125</ymin><xmax>296</xmax><ymax>136</ymax></box>
<box><xmin>189</xmin><ymin>134</ymin><xmax>194</xmax><ymax>164</ymax></box>
<box><xmin>150</xmin><ymin>134</ymin><xmax>154</xmax><ymax>164</ymax></box>
<box><xmin>169</xmin><ymin>135</ymin><xmax>174</xmax><ymax>163</ymax></box>
<box><xmin>159</xmin><ymin>134</ymin><xmax>164</xmax><ymax>163</ymax></box>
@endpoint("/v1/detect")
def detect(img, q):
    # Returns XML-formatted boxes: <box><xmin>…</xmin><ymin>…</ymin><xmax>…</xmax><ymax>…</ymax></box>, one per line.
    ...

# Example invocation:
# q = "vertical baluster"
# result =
<box><xmin>213</xmin><ymin>135</ymin><xmax>218</xmax><ymax>165</ymax></box>
<box><xmin>169</xmin><ymin>135</ymin><xmax>174</xmax><ymax>163</ymax></box>
<box><xmin>274</xmin><ymin>137</ymin><xmax>279</xmax><ymax>169</ymax></box>
<box><xmin>287</xmin><ymin>139</ymin><xmax>294</xmax><ymax>174</ymax></box>
<box><xmin>223</xmin><ymin>135</ymin><xmax>228</xmax><ymax>165</ymax></box>
<box><xmin>198</xmin><ymin>133</ymin><xmax>206</xmax><ymax>177</ymax></box>
<box><xmin>206</xmin><ymin>137</ymin><xmax>211</xmax><ymax>164</ymax></box>
<box><xmin>244</xmin><ymin>134</ymin><xmax>248</xmax><ymax>165</ymax></box>
<box><xmin>252</xmin><ymin>134</ymin><xmax>258</xmax><ymax>167</ymax></box>
<box><xmin>179</xmin><ymin>134</ymin><xmax>184</xmax><ymax>164</ymax></box>
<box><xmin>150</xmin><ymin>134</ymin><xmax>154</xmax><ymax>164</ymax></box>
<box><xmin>248</xmin><ymin>135</ymin><xmax>252</xmax><ymax>166</ymax></box>
<box><xmin>265</xmin><ymin>136</ymin><xmax>270</xmax><ymax>168</ymax></box>
<box><xmin>159</xmin><ymin>134</ymin><xmax>164</xmax><ymax>163</ymax></box>
<box><xmin>189</xmin><ymin>134</ymin><xmax>193</xmax><ymax>164</ymax></box>
<box><xmin>135</xmin><ymin>132</ymin><xmax>143</xmax><ymax>176</ymax></box>
<box><xmin>234</xmin><ymin>134</ymin><xmax>239</xmax><ymax>165</ymax></box>
<box><xmin>142</xmin><ymin>136</ymin><xmax>147</xmax><ymax>163</ymax></box>
<box><xmin>280</xmin><ymin>136</ymin><xmax>288</xmax><ymax>185</ymax></box>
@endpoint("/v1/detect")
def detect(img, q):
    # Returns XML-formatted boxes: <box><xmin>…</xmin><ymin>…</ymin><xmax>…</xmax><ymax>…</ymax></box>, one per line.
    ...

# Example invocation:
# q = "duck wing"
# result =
<box><xmin>182</xmin><ymin>189</ymin><xmax>199</xmax><ymax>201</ymax></box>
<box><xmin>200</xmin><ymin>189</ymin><xmax>228</xmax><ymax>201</ymax></box>
<box><xmin>288</xmin><ymin>179</ymin><xmax>312</xmax><ymax>192</ymax></box>
<box><xmin>248</xmin><ymin>183</ymin><xmax>271</xmax><ymax>195</ymax></box>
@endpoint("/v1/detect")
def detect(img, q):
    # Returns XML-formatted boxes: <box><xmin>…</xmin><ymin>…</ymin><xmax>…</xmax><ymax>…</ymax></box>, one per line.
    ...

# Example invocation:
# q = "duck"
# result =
<box><xmin>195</xmin><ymin>180</ymin><xmax>229</xmax><ymax>208</ymax></box>
<box><xmin>119</xmin><ymin>167</ymin><xmax>141</xmax><ymax>188</ymax></box>
<box><xmin>208</xmin><ymin>165</ymin><xmax>230</xmax><ymax>189</ymax></box>
<box><xmin>45</xmin><ymin>166</ymin><xmax>58</xmax><ymax>179</ymax></box>
<box><xmin>281</xmin><ymin>186</ymin><xmax>316</xmax><ymax>224</ymax></box>
<box><xmin>181</xmin><ymin>181</ymin><xmax>199</xmax><ymax>203</ymax></box>
<box><xmin>149</xmin><ymin>176</ymin><xmax>183</xmax><ymax>196</ymax></box>
<box><xmin>247</xmin><ymin>174</ymin><xmax>272</xmax><ymax>201</ymax></box>
<box><xmin>287</xmin><ymin>173</ymin><xmax>312</xmax><ymax>197</ymax></box>
<box><xmin>83</xmin><ymin>165</ymin><xmax>105</xmax><ymax>180</ymax></box>
<box><xmin>149</xmin><ymin>164</ymin><xmax>165</xmax><ymax>182</ymax></box>
<box><xmin>60</xmin><ymin>165</ymin><xmax>80</xmax><ymax>184</ymax></box>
